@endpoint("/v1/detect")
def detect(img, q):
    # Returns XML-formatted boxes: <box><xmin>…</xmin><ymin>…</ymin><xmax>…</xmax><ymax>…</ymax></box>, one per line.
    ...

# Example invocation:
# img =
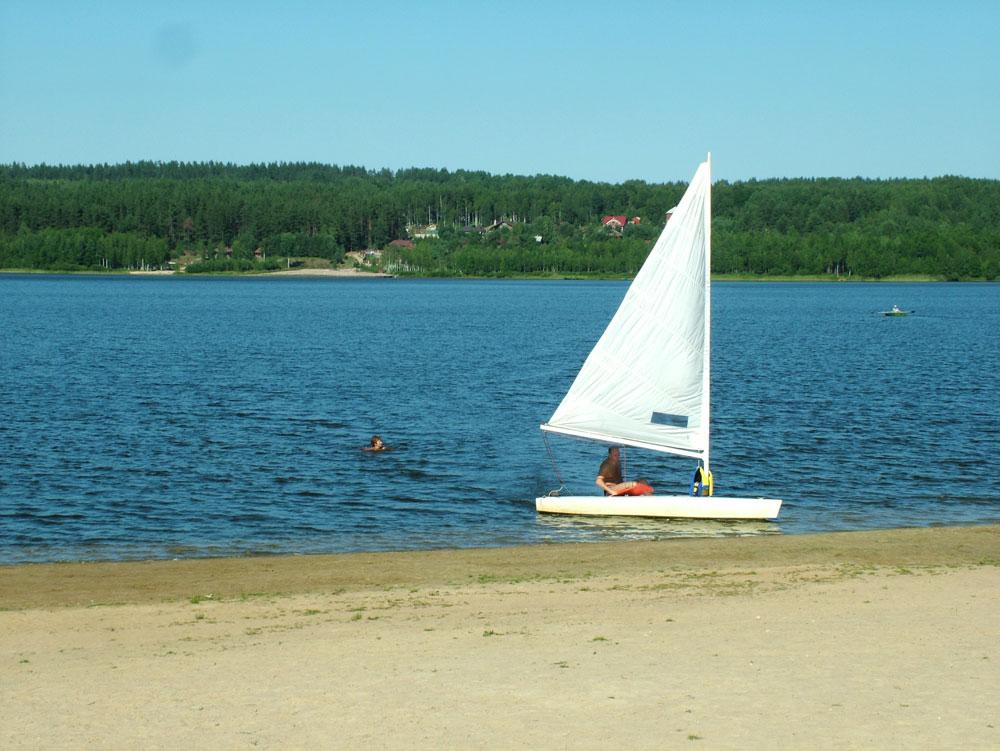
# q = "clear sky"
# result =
<box><xmin>1</xmin><ymin>0</ymin><xmax>997</xmax><ymax>183</ymax></box>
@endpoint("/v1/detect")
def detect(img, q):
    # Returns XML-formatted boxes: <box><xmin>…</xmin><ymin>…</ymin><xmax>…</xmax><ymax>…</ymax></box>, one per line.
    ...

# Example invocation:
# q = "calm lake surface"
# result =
<box><xmin>1</xmin><ymin>275</ymin><xmax>998</xmax><ymax>563</ymax></box>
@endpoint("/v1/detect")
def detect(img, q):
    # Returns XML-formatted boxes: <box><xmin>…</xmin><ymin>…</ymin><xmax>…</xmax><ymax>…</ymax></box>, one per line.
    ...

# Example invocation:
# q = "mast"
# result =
<box><xmin>703</xmin><ymin>152</ymin><xmax>712</xmax><ymax>475</ymax></box>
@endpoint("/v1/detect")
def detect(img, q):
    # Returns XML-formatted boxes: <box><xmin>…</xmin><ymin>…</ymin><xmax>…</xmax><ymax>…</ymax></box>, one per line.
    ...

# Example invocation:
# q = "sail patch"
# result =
<box><xmin>650</xmin><ymin>412</ymin><xmax>688</xmax><ymax>428</ymax></box>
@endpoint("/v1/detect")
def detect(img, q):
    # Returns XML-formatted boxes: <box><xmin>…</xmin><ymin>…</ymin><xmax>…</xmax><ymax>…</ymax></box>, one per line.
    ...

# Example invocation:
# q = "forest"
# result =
<box><xmin>1</xmin><ymin>161</ymin><xmax>998</xmax><ymax>279</ymax></box>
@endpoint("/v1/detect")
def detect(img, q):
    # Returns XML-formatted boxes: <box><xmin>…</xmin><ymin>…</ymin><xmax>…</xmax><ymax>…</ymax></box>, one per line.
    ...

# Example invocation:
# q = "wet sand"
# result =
<box><xmin>3</xmin><ymin>525</ymin><xmax>998</xmax><ymax>748</ymax></box>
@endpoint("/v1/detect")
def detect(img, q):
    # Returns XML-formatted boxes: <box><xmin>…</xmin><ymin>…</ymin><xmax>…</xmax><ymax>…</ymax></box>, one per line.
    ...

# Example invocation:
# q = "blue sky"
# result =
<box><xmin>1</xmin><ymin>1</ymin><xmax>997</xmax><ymax>182</ymax></box>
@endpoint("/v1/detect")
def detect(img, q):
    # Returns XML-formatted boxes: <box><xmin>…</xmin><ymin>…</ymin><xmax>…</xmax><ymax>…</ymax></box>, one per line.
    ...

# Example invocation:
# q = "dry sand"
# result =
<box><xmin>2</xmin><ymin>525</ymin><xmax>998</xmax><ymax>749</ymax></box>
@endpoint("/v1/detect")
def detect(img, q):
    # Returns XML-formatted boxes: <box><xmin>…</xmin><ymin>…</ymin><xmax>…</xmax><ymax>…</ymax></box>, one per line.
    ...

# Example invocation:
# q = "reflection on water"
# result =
<box><xmin>535</xmin><ymin>512</ymin><xmax>782</xmax><ymax>542</ymax></box>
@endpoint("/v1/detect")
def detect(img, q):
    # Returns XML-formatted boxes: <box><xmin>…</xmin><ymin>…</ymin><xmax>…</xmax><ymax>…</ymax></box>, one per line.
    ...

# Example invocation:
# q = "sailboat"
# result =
<box><xmin>536</xmin><ymin>154</ymin><xmax>782</xmax><ymax>520</ymax></box>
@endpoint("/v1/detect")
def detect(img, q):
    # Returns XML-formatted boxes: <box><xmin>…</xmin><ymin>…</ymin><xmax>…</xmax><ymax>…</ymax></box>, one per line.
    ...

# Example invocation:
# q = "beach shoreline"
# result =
<box><xmin>1</xmin><ymin>268</ymin><xmax>970</xmax><ymax>282</ymax></box>
<box><xmin>258</xmin><ymin>267</ymin><xmax>395</xmax><ymax>278</ymax></box>
<box><xmin>2</xmin><ymin>524</ymin><xmax>998</xmax><ymax>610</ymax></box>
<box><xmin>4</xmin><ymin>525</ymin><xmax>998</xmax><ymax>748</ymax></box>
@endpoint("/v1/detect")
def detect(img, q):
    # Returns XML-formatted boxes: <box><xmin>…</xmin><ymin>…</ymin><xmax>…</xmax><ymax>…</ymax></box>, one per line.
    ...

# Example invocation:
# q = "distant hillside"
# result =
<box><xmin>1</xmin><ymin>162</ymin><xmax>997</xmax><ymax>279</ymax></box>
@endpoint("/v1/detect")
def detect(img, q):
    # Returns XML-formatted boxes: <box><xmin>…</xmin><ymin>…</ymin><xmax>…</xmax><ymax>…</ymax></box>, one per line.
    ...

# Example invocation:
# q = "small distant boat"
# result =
<box><xmin>882</xmin><ymin>305</ymin><xmax>911</xmax><ymax>317</ymax></box>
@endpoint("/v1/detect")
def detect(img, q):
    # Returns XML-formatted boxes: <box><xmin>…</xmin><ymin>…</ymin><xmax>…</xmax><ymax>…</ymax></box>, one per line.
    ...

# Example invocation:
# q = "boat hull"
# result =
<box><xmin>535</xmin><ymin>495</ymin><xmax>782</xmax><ymax>520</ymax></box>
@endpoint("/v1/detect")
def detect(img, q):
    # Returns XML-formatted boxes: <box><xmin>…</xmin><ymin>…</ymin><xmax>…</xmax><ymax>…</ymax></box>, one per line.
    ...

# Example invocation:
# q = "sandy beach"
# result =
<box><xmin>3</xmin><ymin>525</ymin><xmax>998</xmax><ymax>748</ymax></box>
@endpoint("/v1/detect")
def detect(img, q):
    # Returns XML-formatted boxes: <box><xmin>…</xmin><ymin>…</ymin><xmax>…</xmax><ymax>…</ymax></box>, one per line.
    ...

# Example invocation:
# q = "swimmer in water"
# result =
<box><xmin>363</xmin><ymin>435</ymin><xmax>387</xmax><ymax>452</ymax></box>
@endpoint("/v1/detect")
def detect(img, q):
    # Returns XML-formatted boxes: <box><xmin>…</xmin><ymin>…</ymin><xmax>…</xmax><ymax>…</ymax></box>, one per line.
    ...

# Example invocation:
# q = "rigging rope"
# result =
<box><xmin>542</xmin><ymin>433</ymin><xmax>565</xmax><ymax>496</ymax></box>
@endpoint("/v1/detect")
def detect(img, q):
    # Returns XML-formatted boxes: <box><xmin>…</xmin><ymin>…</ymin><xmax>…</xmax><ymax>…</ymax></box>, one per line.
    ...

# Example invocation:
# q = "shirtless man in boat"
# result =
<box><xmin>596</xmin><ymin>447</ymin><xmax>653</xmax><ymax>496</ymax></box>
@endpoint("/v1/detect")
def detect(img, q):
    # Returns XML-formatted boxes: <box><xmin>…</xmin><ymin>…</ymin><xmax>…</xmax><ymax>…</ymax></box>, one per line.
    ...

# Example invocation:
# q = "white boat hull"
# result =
<box><xmin>535</xmin><ymin>495</ymin><xmax>782</xmax><ymax>520</ymax></box>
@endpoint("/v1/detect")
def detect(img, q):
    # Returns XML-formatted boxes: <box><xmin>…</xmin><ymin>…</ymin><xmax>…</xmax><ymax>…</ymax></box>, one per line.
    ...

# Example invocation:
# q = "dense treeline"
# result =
<box><xmin>1</xmin><ymin>161</ymin><xmax>998</xmax><ymax>278</ymax></box>
<box><xmin>0</xmin><ymin>227</ymin><xmax>170</xmax><ymax>271</ymax></box>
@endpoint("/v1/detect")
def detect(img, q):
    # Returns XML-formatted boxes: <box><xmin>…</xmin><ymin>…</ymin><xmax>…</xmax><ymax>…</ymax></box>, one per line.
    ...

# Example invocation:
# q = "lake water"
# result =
<box><xmin>1</xmin><ymin>275</ymin><xmax>998</xmax><ymax>563</ymax></box>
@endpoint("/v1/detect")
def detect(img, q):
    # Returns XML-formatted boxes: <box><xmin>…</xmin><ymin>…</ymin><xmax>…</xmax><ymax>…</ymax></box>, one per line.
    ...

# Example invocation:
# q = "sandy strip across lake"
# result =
<box><xmin>262</xmin><ymin>267</ymin><xmax>394</xmax><ymax>278</ymax></box>
<box><xmin>3</xmin><ymin>525</ymin><xmax>998</xmax><ymax>749</ymax></box>
<box><xmin>125</xmin><ymin>268</ymin><xmax>395</xmax><ymax>278</ymax></box>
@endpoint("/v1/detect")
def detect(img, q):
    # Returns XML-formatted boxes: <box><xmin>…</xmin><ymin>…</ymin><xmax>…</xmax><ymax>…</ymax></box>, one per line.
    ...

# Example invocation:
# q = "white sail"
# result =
<box><xmin>542</xmin><ymin>156</ymin><xmax>712</xmax><ymax>462</ymax></box>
